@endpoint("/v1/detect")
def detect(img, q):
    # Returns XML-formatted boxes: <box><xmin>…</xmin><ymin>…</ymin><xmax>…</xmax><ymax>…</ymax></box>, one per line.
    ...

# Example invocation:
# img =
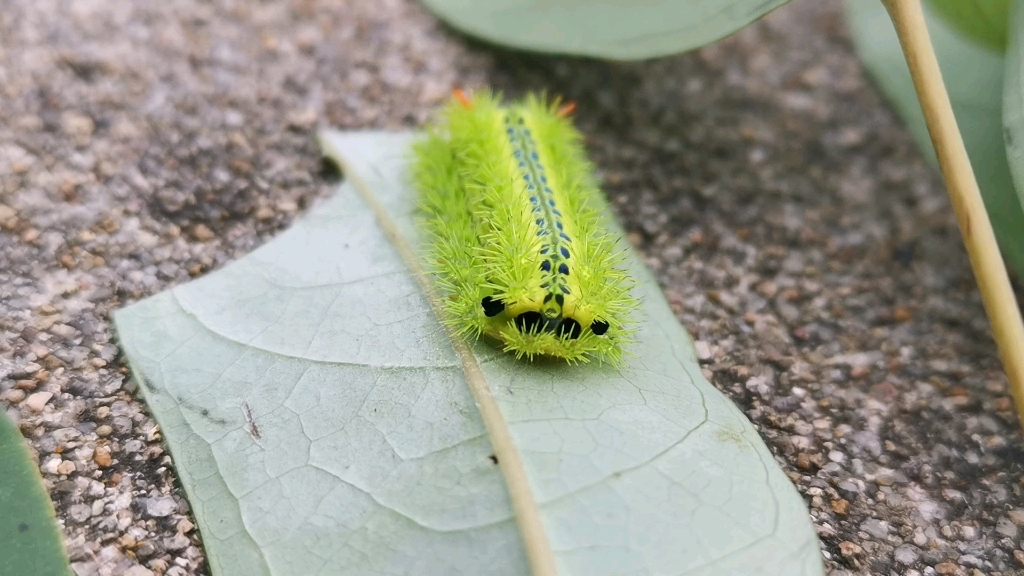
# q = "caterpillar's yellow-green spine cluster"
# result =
<box><xmin>413</xmin><ymin>90</ymin><xmax>637</xmax><ymax>365</ymax></box>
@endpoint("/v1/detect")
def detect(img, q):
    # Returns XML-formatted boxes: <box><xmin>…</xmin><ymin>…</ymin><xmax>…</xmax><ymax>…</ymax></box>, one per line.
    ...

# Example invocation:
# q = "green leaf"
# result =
<box><xmin>926</xmin><ymin>0</ymin><xmax>1009</xmax><ymax>51</ymax></box>
<box><xmin>844</xmin><ymin>0</ymin><xmax>1024</xmax><ymax>277</ymax></box>
<box><xmin>1002</xmin><ymin>0</ymin><xmax>1024</xmax><ymax>240</ymax></box>
<box><xmin>113</xmin><ymin>131</ymin><xmax>823</xmax><ymax>576</ymax></box>
<box><xmin>417</xmin><ymin>0</ymin><xmax>791</xmax><ymax>60</ymax></box>
<box><xmin>0</xmin><ymin>413</ymin><xmax>72</xmax><ymax>576</ymax></box>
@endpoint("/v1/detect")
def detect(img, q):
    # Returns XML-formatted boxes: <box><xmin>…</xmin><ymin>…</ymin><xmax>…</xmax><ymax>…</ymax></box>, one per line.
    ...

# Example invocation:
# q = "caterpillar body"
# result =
<box><xmin>413</xmin><ymin>90</ymin><xmax>637</xmax><ymax>365</ymax></box>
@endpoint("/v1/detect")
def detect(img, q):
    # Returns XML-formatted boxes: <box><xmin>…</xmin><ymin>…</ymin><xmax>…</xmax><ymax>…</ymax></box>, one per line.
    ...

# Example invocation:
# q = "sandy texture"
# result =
<box><xmin>1</xmin><ymin>0</ymin><xmax>1022</xmax><ymax>574</ymax></box>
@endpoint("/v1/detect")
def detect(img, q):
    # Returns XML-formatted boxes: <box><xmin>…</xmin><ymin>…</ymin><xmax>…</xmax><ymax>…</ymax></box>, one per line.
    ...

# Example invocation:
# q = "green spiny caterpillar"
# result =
<box><xmin>412</xmin><ymin>89</ymin><xmax>637</xmax><ymax>364</ymax></box>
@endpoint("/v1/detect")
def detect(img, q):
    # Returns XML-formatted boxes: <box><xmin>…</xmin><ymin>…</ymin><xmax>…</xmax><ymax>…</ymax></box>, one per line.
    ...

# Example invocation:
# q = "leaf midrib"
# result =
<box><xmin>318</xmin><ymin>134</ymin><xmax>560</xmax><ymax>576</ymax></box>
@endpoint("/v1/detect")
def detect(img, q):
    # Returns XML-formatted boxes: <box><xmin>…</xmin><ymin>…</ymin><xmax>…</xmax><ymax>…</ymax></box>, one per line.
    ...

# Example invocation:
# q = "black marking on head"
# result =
<box><xmin>558</xmin><ymin>319</ymin><xmax>583</xmax><ymax>340</ymax></box>
<box><xmin>558</xmin><ymin>263</ymin><xmax>569</xmax><ymax>275</ymax></box>
<box><xmin>554</xmin><ymin>294</ymin><xmax>564</xmax><ymax>306</ymax></box>
<box><xmin>543</xmin><ymin>294</ymin><xmax>553</xmax><ymax>303</ymax></box>
<box><xmin>481</xmin><ymin>296</ymin><xmax>505</xmax><ymax>317</ymax></box>
<box><xmin>560</xmin><ymin>285</ymin><xmax>570</xmax><ymax>294</ymax></box>
<box><xmin>515</xmin><ymin>311</ymin><xmax>544</xmax><ymax>334</ymax></box>
<box><xmin>591</xmin><ymin>320</ymin><xmax>610</xmax><ymax>336</ymax></box>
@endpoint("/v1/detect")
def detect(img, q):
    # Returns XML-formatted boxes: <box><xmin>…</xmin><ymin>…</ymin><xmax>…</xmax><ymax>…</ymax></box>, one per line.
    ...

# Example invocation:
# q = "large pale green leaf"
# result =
<box><xmin>845</xmin><ymin>0</ymin><xmax>1024</xmax><ymax>277</ymax></box>
<box><xmin>113</xmin><ymin>131</ymin><xmax>823</xmax><ymax>576</ymax></box>
<box><xmin>1002</xmin><ymin>0</ymin><xmax>1024</xmax><ymax>235</ymax></box>
<box><xmin>418</xmin><ymin>0</ymin><xmax>790</xmax><ymax>60</ymax></box>
<box><xmin>926</xmin><ymin>0</ymin><xmax>1009</xmax><ymax>51</ymax></box>
<box><xmin>0</xmin><ymin>413</ymin><xmax>72</xmax><ymax>576</ymax></box>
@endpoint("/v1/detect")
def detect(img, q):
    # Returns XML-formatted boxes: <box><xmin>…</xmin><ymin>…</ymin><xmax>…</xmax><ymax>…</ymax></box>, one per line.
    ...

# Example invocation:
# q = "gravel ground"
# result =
<box><xmin>2</xmin><ymin>0</ymin><xmax>1023</xmax><ymax>575</ymax></box>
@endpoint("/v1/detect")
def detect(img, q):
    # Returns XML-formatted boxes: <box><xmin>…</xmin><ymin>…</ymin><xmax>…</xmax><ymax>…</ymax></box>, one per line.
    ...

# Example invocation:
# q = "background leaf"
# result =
<box><xmin>0</xmin><ymin>413</ymin><xmax>72</xmax><ymax>576</ymax></box>
<box><xmin>114</xmin><ymin>131</ymin><xmax>824</xmax><ymax>576</ymax></box>
<box><xmin>417</xmin><ymin>0</ymin><xmax>791</xmax><ymax>60</ymax></box>
<box><xmin>925</xmin><ymin>0</ymin><xmax>1009</xmax><ymax>51</ymax></box>
<box><xmin>1002</xmin><ymin>0</ymin><xmax>1024</xmax><ymax>231</ymax></box>
<box><xmin>844</xmin><ymin>0</ymin><xmax>1024</xmax><ymax>278</ymax></box>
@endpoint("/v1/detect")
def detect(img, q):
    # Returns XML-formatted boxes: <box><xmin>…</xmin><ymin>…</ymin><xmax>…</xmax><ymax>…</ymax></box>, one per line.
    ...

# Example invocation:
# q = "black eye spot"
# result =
<box><xmin>591</xmin><ymin>320</ymin><xmax>610</xmax><ymax>336</ymax></box>
<box><xmin>558</xmin><ymin>319</ymin><xmax>582</xmax><ymax>339</ymax></box>
<box><xmin>481</xmin><ymin>296</ymin><xmax>505</xmax><ymax>317</ymax></box>
<box><xmin>515</xmin><ymin>311</ymin><xmax>544</xmax><ymax>334</ymax></box>
<box><xmin>554</xmin><ymin>294</ymin><xmax>564</xmax><ymax>306</ymax></box>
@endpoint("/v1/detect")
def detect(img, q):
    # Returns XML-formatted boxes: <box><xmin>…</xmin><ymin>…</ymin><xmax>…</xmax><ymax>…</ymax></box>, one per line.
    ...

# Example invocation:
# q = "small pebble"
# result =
<box><xmin>694</xmin><ymin>341</ymin><xmax>712</xmax><ymax>362</ymax></box>
<box><xmin>190</xmin><ymin>224</ymin><xmax>215</xmax><ymax>242</ymax></box>
<box><xmin>163</xmin><ymin>534</ymin><xmax>190</xmax><ymax>551</ymax></box>
<box><xmin>94</xmin><ymin>447</ymin><xmax>112</xmax><ymax>468</ymax></box>
<box><xmin>176</xmin><ymin>519</ymin><xmax>195</xmax><ymax>534</ymax></box>
<box><xmin>996</xmin><ymin>517</ymin><xmax>1018</xmax><ymax>538</ymax></box>
<box><xmin>4</xmin><ymin>389</ymin><xmax>26</xmax><ymax>403</ymax></box>
<box><xmin>69</xmin><ymin>504</ymin><xmax>92</xmax><ymax>523</ymax></box>
<box><xmin>894</xmin><ymin>545</ymin><xmax>919</xmax><ymax>565</ymax></box>
<box><xmin>145</xmin><ymin>496</ymin><xmax>178</xmax><ymax>518</ymax></box>
<box><xmin>838</xmin><ymin>541</ymin><xmax>862</xmax><ymax>557</ymax></box>
<box><xmin>25</xmin><ymin>391</ymin><xmax>53</xmax><ymax>412</ymax></box>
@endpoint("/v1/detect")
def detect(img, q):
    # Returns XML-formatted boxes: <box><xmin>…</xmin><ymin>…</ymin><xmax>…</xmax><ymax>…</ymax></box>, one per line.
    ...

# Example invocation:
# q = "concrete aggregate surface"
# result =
<box><xmin>1</xmin><ymin>0</ymin><xmax>1023</xmax><ymax>574</ymax></box>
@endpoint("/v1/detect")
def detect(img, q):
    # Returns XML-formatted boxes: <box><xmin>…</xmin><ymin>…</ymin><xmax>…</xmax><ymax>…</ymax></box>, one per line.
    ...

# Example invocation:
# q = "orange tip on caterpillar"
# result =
<box><xmin>452</xmin><ymin>87</ymin><xmax>473</xmax><ymax>109</ymax></box>
<box><xmin>412</xmin><ymin>89</ymin><xmax>638</xmax><ymax>365</ymax></box>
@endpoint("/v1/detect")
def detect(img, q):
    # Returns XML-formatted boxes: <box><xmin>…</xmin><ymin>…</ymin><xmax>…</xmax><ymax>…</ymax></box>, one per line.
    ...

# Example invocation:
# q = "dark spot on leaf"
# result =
<box><xmin>319</xmin><ymin>156</ymin><xmax>342</xmax><ymax>183</ymax></box>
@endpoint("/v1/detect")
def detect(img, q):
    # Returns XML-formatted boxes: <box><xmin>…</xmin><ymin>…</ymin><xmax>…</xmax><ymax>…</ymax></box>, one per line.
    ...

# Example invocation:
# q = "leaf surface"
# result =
<box><xmin>114</xmin><ymin>131</ymin><xmax>823</xmax><ymax>576</ymax></box>
<box><xmin>417</xmin><ymin>0</ymin><xmax>790</xmax><ymax>60</ymax></box>
<box><xmin>1002</xmin><ymin>0</ymin><xmax>1024</xmax><ymax>237</ymax></box>
<box><xmin>0</xmin><ymin>413</ymin><xmax>72</xmax><ymax>576</ymax></box>
<box><xmin>845</xmin><ymin>0</ymin><xmax>1024</xmax><ymax>277</ymax></box>
<box><xmin>926</xmin><ymin>0</ymin><xmax>1009</xmax><ymax>51</ymax></box>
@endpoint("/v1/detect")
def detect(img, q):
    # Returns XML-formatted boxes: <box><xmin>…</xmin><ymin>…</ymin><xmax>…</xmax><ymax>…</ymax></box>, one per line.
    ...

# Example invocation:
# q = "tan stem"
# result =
<box><xmin>319</xmin><ymin>134</ymin><xmax>559</xmax><ymax>576</ymax></box>
<box><xmin>881</xmin><ymin>0</ymin><xmax>1024</xmax><ymax>426</ymax></box>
